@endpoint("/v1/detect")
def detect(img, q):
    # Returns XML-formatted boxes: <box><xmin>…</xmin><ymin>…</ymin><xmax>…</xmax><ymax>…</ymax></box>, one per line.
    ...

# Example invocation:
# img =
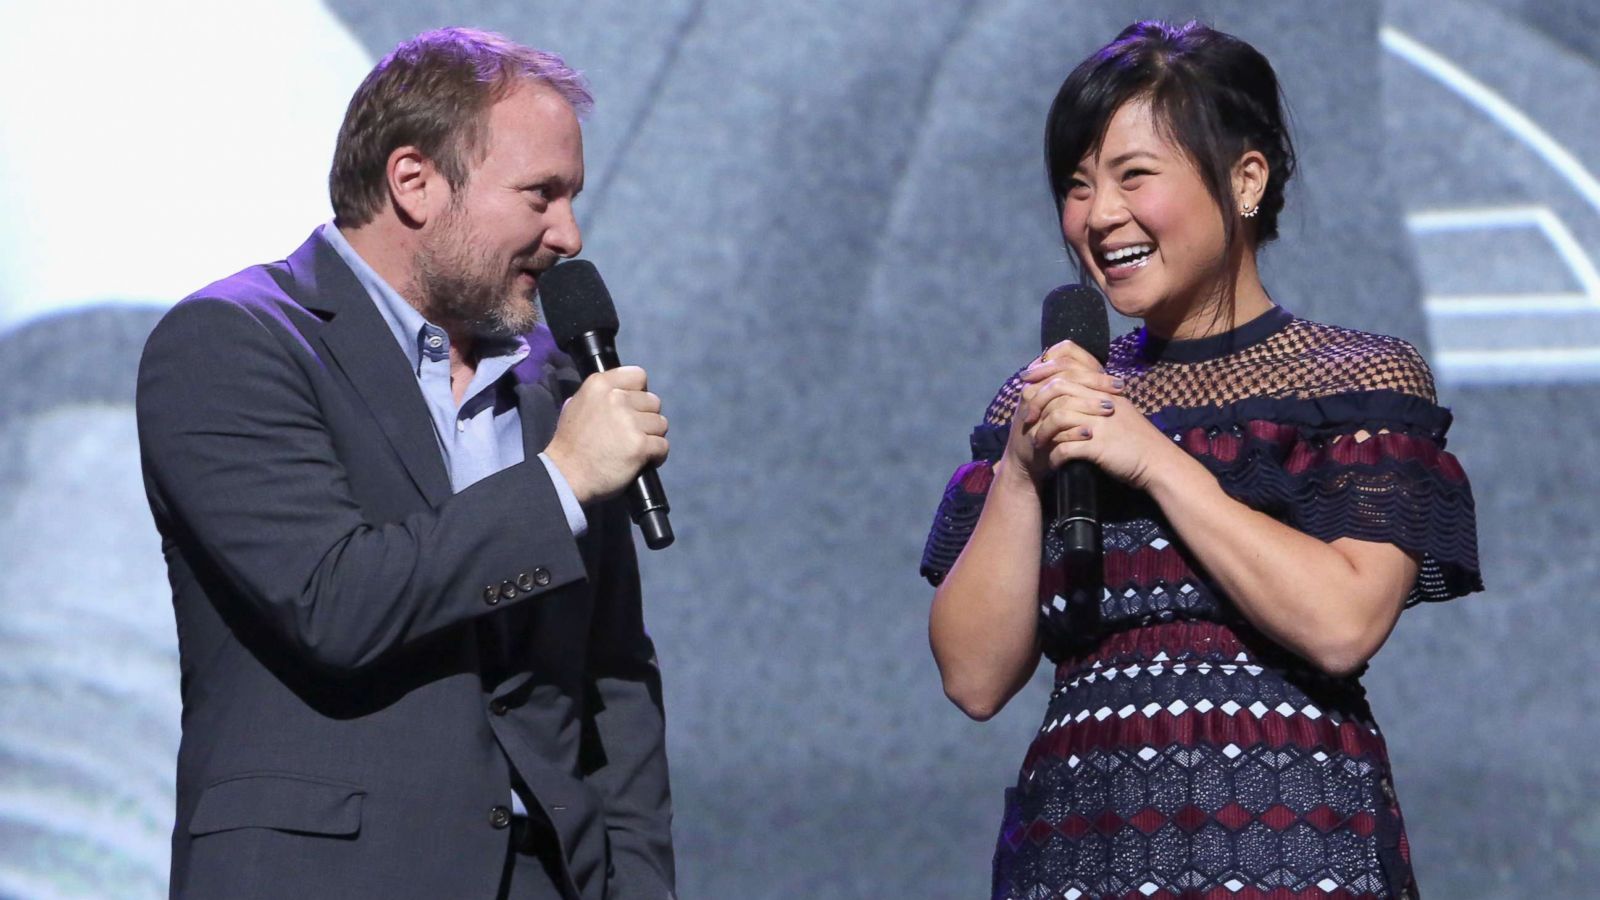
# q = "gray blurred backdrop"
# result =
<box><xmin>1</xmin><ymin>0</ymin><xmax>1596</xmax><ymax>897</ymax></box>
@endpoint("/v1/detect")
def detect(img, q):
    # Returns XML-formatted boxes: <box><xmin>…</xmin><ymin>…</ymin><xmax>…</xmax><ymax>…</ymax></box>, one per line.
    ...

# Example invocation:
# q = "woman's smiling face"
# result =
<box><xmin>1060</xmin><ymin>96</ymin><xmax>1233</xmax><ymax>332</ymax></box>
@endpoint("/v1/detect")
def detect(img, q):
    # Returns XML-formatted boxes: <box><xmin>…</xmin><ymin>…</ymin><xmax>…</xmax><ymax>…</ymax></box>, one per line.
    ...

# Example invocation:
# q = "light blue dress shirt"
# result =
<box><xmin>319</xmin><ymin>222</ymin><xmax>586</xmax><ymax>816</ymax></box>
<box><xmin>319</xmin><ymin>223</ymin><xmax>586</xmax><ymax>533</ymax></box>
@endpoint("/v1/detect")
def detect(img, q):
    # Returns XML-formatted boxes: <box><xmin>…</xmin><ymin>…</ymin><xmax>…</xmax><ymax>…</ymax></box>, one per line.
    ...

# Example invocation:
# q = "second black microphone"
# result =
<box><xmin>1040</xmin><ymin>284</ymin><xmax>1110</xmax><ymax>568</ymax></box>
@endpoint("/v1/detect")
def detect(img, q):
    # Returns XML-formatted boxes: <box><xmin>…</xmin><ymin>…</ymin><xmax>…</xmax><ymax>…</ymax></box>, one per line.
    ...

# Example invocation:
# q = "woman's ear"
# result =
<box><xmin>1233</xmin><ymin>149</ymin><xmax>1269</xmax><ymax>217</ymax></box>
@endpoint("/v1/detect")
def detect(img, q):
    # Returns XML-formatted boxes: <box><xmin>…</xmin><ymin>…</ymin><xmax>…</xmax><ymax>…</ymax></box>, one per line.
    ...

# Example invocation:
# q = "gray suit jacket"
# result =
<box><xmin>136</xmin><ymin>232</ymin><xmax>674</xmax><ymax>900</ymax></box>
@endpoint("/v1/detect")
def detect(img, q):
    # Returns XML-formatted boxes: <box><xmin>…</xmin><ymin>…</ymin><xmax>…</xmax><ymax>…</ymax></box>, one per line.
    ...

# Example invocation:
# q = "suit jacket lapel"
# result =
<box><xmin>280</xmin><ymin>232</ymin><xmax>453</xmax><ymax>507</ymax></box>
<box><xmin>513</xmin><ymin>328</ymin><xmax>579</xmax><ymax>459</ymax></box>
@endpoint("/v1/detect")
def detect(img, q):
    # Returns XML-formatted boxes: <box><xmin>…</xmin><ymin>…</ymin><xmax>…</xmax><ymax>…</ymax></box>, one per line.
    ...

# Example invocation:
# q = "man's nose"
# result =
<box><xmin>545</xmin><ymin>200</ymin><xmax>582</xmax><ymax>258</ymax></box>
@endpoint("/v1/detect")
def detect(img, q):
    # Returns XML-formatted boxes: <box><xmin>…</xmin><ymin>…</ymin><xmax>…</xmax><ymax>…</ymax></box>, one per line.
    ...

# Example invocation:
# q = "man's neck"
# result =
<box><xmin>340</xmin><ymin>221</ymin><xmax>481</xmax><ymax>399</ymax></box>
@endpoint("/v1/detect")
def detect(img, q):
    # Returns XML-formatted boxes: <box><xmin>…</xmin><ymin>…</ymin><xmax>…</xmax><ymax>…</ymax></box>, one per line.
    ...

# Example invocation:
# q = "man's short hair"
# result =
<box><xmin>329</xmin><ymin>27</ymin><xmax>592</xmax><ymax>227</ymax></box>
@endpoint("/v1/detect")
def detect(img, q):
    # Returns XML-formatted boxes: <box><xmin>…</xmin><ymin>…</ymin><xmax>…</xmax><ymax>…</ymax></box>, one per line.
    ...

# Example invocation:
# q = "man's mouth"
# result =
<box><xmin>1098</xmin><ymin>243</ymin><xmax>1155</xmax><ymax>275</ymax></box>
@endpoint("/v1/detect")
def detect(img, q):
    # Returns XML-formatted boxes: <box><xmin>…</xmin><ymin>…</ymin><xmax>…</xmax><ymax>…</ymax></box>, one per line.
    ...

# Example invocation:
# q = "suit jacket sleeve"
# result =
<box><xmin>583</xmin><ymin>500</ymin><xmax>675</xmax><ymax>898</ymax></box>
<box><xmin>136</xmin><ymin>296</ymin><xmax>588</xmax><ymax>673</ymax></box>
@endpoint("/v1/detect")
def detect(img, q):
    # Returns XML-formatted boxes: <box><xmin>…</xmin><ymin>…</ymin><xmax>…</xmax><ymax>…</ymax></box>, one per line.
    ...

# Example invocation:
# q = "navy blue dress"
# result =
<box><xmin>923</xmin><ymin>308</ymin><xmax>1481</xmax><ymax>900</ymax></box>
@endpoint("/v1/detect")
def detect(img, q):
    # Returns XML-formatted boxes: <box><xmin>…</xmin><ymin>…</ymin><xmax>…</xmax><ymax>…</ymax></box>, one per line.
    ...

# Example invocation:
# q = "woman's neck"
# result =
<box><xmin>1145</xmin><ymin>251</ymin><xmax>1274</xmax><ymax>341</ymax></box>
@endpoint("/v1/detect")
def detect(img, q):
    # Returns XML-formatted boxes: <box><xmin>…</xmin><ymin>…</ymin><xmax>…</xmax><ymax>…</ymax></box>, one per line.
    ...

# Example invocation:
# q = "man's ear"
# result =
<box><xmin>386</xmin><ymin>146</ymin><xmax>444</xmax><ymax>226</ymax></box>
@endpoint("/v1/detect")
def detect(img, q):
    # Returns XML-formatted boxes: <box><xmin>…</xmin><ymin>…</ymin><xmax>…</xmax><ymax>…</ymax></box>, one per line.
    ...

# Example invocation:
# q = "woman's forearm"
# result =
<box><xmin>1143</xmin><ymin>446</ymin><xmax>1415</xmax><ymax>676</ymax></box>
<box><xmin>929</xmin><ymin>458</ymin><xmax>1047</xmax><ymax>719</ymax></box>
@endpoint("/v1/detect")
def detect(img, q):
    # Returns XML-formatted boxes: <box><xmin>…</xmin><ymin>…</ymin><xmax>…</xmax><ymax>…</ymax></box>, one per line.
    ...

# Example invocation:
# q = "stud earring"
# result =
<box><xmin>1241</xmin><ymin>203</ymin><xmax>1260</xmax><ymax>219</ymax></box>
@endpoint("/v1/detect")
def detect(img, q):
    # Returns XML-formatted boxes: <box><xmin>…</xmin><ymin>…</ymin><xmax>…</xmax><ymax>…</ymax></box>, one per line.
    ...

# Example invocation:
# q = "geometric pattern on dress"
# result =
<box><xmin>999</xmin><ymin>739</ymin><xmax>1404</xmax><ymax>898</ymax></box>
<box><xmin>997</xmin><ymin>622</ymin><xmax>1410</xmax><ymax>900</ymax></box>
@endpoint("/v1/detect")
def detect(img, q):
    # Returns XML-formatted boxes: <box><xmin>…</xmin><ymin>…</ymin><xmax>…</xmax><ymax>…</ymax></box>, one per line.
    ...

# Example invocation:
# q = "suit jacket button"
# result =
<box><xmin>532</xmin><ymin>567</ymin><xmax>551</xmax><ymax>587</ymax></box>
<box><xmin>483</xmin><ymin>586</ymin><xmax>501</xmax><ymax>606</ymax></box>
<box><xmin>490</xmin><ymin>699</ymin><xmax>509</xmax><ymax>716</ymax></box>
<box><xmin>1379</xmin><ymin>777</ymin><xmax>1397</xmax><ymax>803</ymax></box>
<box><xmin>489</xmin><ymin>805</ymin><xmax>512</xmax><ymax>829</ymax></box>
<box><xmin>499</xmin><ymin>581</ymin><xmax>518</xmax><ymax>601</ymax></box>
<box><xmin>516</xmin><ymin>572</ymin><xmax>535</xmax><ymax>592</ymax></box>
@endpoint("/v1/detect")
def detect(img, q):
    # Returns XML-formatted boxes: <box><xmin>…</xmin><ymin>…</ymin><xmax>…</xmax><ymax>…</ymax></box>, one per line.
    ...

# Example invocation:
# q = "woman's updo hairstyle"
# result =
<box><xmin>1045</xmin><ymin>20</ymin><xmax>1296</xmax><ymax>248</ymax></box>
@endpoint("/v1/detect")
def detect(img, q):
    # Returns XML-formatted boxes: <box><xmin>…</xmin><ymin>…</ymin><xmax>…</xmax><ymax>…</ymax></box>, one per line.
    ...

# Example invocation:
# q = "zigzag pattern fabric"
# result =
<box><xmin>922</xmin><ymin>307</ymin><xmax>1481</xmax><ymax>899</ymax></box>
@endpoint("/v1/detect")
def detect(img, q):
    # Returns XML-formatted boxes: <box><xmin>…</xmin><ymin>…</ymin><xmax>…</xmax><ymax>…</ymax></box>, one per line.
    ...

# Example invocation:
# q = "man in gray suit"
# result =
<box><xmin>135</xmin><ymin>28</ymin><xmax>674</xmax><ymax>900</ymax></box>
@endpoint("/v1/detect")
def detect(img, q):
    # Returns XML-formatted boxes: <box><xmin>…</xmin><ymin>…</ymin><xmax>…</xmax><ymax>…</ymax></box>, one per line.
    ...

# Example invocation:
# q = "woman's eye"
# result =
<box><xmin>1121</xmin><ymin>169</ymin><xmax>1150</xmax><ymax>183</ymax></box>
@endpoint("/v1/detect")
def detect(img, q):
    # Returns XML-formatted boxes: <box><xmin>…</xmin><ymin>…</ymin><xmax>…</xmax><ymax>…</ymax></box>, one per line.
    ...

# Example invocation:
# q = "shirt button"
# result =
<box><xmin>499</xmin><ymin>581</ymin><xmax>518</xmax><ymax>601</ymax></box>
<box><xmin>489</xmin><ymin>806</ymin><xmax>512</xmax><ymax>829</ymax></box>
<box><xmin>490</xmin><ymin>699</ymin><xmax>509</xmax><ymax>716</ymax></box>
<box><xmin>483</xmin><ymin>586</ymin><xmax>500</xmax><ymax>606</ymax></box>
<box><xmin>456</xmin><ymin>419</ymin><xmax>467</xmax><ymax>433</ymax></box>
<box><xmin>426</xmin><ymin>334</ymin><xmax>445</xmax><ymax>349</ymax></box>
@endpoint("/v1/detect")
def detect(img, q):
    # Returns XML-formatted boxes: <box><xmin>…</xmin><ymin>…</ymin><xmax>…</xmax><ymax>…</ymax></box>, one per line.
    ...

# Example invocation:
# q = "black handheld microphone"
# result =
<box><xmin>537</xmin><ymin>260</ymin><xmax>674</xmax><ymax>550</ymax></box>
<box><xmin>1040</xmin><ymin>285</ymin><xmax>1110</xmax><ymax>567</ymax></box>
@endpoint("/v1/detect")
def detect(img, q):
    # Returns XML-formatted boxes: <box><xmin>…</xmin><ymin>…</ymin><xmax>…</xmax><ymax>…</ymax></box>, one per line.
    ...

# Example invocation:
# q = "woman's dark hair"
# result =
<box><xmin>1045</xmin><ymin>20</ymin><xmax>1296</xmax><ymax>251</ymax></box>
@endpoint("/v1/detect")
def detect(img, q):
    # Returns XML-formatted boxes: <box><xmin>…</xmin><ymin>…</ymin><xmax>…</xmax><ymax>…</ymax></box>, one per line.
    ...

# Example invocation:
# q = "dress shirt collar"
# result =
<box><xmin>316</xmin><ymin>221</ymin><xmax>528</xmax><ymax>373</ymax></box>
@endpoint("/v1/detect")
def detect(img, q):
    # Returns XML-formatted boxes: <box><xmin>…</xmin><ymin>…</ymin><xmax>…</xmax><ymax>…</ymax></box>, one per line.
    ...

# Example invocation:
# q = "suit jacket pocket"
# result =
<box><xmin>189</xmin><ymin>772</ymin><xmax>366</xmax><ymax>837</ymax></box>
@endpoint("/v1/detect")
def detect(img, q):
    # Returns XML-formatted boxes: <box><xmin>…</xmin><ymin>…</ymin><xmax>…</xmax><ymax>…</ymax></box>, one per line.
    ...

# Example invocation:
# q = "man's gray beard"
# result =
<box><xmin>415</xmin><ymin>241</ymin><xmax>539</xmax><ymax>340</ymax></box>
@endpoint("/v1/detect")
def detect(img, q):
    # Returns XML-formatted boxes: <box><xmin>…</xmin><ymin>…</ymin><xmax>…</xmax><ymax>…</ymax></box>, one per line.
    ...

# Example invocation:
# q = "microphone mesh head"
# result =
<box><xmin>1041</xmin><ymin>284</ymin><xmax>1110</xmax><ymax>364</ymax></box>
<box><xmin>538</xmin><ymin>260</ymin><xmax>620</xmax><ymax>348</ymax></box>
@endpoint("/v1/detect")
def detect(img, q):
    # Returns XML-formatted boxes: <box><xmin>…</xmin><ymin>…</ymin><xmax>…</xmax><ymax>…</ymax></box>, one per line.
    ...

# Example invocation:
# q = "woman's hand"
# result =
<box><xmin>1010</xmin><ymin>339</ymin><xmax>1177</xmax><ymax>491</ymax></box>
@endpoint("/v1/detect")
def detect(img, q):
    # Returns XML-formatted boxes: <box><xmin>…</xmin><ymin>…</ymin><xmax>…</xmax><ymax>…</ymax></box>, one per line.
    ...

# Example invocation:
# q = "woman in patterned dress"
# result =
<box><xmin>922</xmin><ymin>21</ymin><xmax>1481</xmax><ymax>900</ymax></box>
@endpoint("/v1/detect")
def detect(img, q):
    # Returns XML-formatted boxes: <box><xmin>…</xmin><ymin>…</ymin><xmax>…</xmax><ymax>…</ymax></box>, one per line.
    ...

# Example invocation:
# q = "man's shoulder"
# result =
<box><xmin>151</xmin><ymin>233</ymin><xmax>329</xmax><ymax>342</ymax></box>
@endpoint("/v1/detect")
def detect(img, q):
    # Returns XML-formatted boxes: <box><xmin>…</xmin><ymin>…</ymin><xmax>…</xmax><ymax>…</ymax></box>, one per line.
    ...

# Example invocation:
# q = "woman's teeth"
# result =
<box><xmin>1102</xmin><ymin>244</ymin><xmax>1154</xmax><ymax>265</ymax></box>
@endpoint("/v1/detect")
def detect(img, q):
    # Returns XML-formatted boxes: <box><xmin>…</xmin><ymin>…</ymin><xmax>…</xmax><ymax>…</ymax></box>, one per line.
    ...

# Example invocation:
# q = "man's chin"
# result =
<box><xmin>475</xmin><ymin>295</ymin><xmax>540</xmax><ymax>339</ymax></box>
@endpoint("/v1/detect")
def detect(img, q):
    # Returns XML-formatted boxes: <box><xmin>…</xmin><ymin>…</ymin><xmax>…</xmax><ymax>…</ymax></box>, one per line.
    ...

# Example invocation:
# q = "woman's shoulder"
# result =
<box><xmin>1278</xmin><ymin>316</ymin><xmax>1438</xmax><ymax>403</ymax></box>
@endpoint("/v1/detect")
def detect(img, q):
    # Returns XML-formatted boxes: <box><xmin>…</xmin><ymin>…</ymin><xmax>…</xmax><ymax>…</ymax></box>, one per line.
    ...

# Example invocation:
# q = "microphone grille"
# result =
<box><xmin>538</xmin><ymin>260</ymin><xmax>620</xmax><ymax>347</ymax></box>
<box><xmin>1041</xmin><ymin>284</ymin><xmax>1110</xmax><ymax>363</ymax></box>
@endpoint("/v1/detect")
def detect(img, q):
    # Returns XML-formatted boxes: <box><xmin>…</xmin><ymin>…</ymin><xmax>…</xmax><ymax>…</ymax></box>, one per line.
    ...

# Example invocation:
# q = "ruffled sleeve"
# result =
<box><xmin>1281</xmin><ymin>408</ymin><xmax>1481</xmax><ymax>605</ymax></box>
<box><xmin>920</xmin><ymin>372</ymin><xmax>1023</xmax><ymax>586</ymax></box>
<box><xmin>920</xmin><ymin>426</ymin><xmax>1007</xmax><ymax>586</ymax></box>
<box><xmin>1161</xmin><ymin>390</ymin><xmax>1483</xmax><ymax>605</ymax></box>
